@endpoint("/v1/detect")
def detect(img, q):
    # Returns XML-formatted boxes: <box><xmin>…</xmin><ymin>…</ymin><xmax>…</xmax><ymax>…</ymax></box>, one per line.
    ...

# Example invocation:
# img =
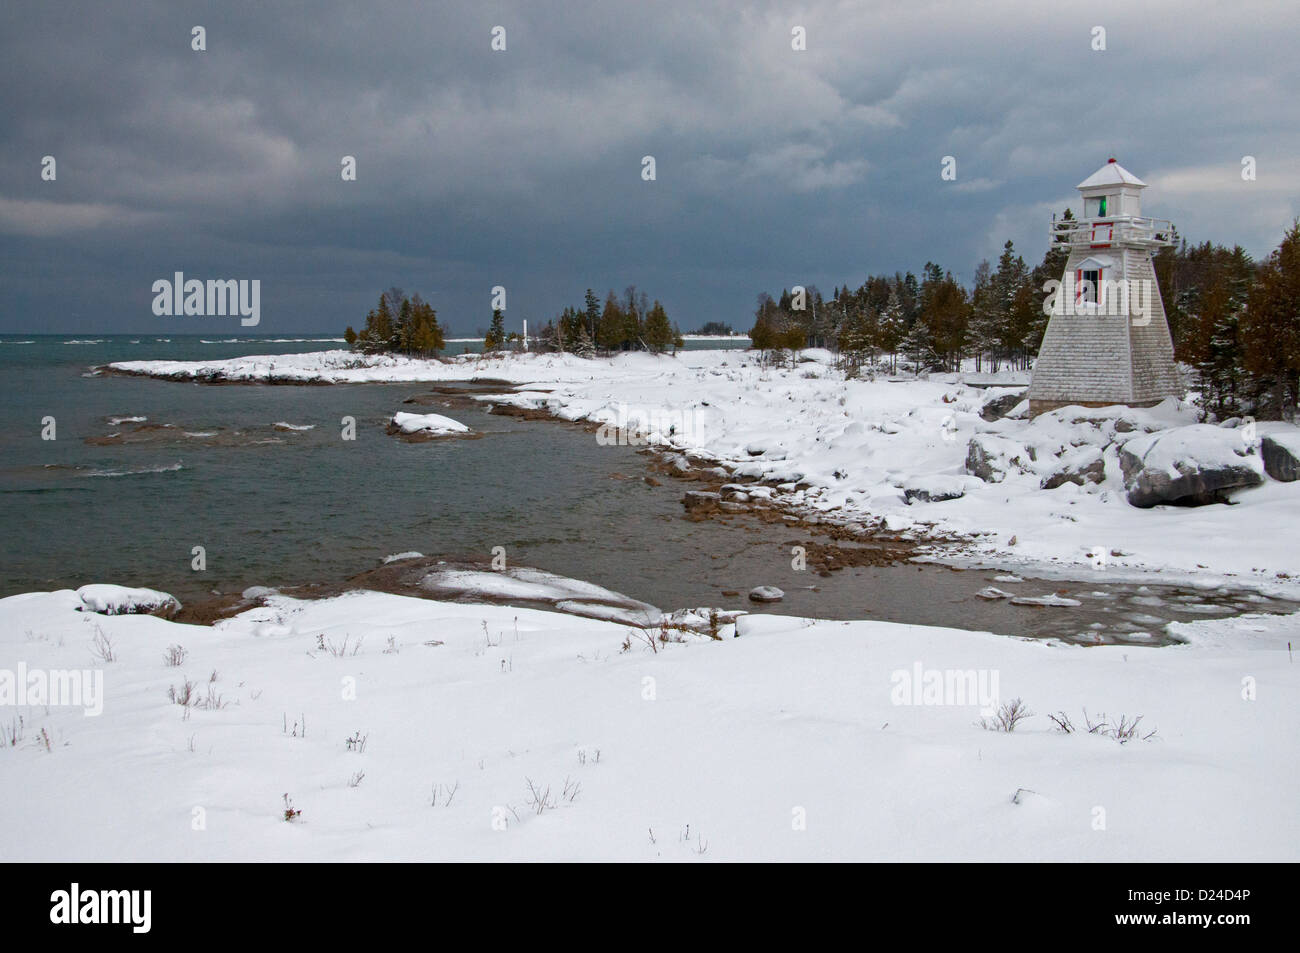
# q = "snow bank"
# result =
<box><xmin>1</xmin><ymin>587</ymin><xmax>1295</xmax><ymax>861</ymax></box>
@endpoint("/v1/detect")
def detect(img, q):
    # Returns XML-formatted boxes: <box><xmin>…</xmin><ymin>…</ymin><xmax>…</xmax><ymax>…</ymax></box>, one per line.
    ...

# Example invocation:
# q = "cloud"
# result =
<box><xmin>0</xmin><ymin>0</ymin><xmax>1296</xmax><ymax>332</ymax></box>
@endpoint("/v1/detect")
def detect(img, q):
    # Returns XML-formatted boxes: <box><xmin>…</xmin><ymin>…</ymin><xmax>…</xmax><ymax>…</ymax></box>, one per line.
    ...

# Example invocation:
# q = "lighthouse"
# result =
<box><xmin>1026</xmin><ymin>159</ymin><xmax>1183</xmax><ymax>417</ymax></box>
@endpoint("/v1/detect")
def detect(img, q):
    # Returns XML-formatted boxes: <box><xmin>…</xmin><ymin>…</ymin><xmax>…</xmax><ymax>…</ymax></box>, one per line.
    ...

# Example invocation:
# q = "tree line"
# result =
<box><xmin>344</xmin><ymin>287</ymin><xmax>445</xmax><ymax>356</ymax></box>
<box><xmin>750</xmin><ymin>212</ymin><xmax>1300</xmax><ymax>419</ymax></box>
<box><xmin>528</xmin><ymin>286</ymin><xmax>683</xmax><ymax>355</ymax></box>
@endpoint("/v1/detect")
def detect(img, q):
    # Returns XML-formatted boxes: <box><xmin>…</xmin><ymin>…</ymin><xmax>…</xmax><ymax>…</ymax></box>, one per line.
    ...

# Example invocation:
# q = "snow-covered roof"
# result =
<box><xmin>1077</xmin><ymin>159</ymin><xmax>1146</xmax><ymax>190</ymax></box>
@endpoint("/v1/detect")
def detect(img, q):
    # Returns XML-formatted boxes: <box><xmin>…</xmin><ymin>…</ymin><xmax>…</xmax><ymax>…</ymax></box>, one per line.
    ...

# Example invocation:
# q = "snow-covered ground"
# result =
<box><xmin>3</xmin><ymin>585</ymin><xmax>1295</xmax><ymax>861</ymax></box>
<box><xmin>107</xmin><ymin>347</ymin><xmax>1300</xmax><ymax>591</ymax></box>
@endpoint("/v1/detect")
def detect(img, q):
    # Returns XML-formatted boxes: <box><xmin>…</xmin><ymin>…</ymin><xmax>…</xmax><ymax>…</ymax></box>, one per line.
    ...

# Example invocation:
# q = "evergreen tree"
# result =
<box><xmin>644</xmin><ymin>300</ymin><xmax>674</xmax><ymax>353</ymax></box>
<box><xmin>584</xmin><ymin>289</ymin><xmax>600</xmax><ymax>340</ymax></box>
<box><xmin>597</xmin><ymin>291</ymin><xmax>625</xmax><ymax>351</ymax></box>
<box><xmin>484</xmin><ymin>308</ymin><xmax>507</xmax><ymax>351</ymax></box>
<box><xmin>1243</xmin><ymin>221</ymin><xmax>1300</xmax><ymax>419</ymax></box>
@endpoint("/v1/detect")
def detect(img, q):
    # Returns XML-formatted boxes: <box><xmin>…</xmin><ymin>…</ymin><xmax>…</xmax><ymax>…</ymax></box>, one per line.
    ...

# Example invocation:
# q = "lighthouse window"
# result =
<box><xmin>1080</xmin><ymin>269</ymin><xmax>1101</xmax><ymax>304</ymax></box>
<box><xmin>1098</xmin><ymin>195</ymin><xmax>1108</xmax><ymax>216</ymax></box>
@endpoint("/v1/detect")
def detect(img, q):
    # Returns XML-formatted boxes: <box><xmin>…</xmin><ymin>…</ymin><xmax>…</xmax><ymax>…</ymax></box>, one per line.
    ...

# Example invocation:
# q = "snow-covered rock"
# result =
<box><xmin>748</xmin><ymin>586</ymin><xmax>785</xmax><ymax>602</ymax></box>
<box><xmin>388</xmin><ymin>411</ymin><xmax>470</xmax><ymax>437</ymax></box>
<box><xmin>1118</xmin><ymin>425</ymin><xmax>1263</xmax><ymax>507</ymax></box>
<box><xmin>979</xmin><ymin>389</ymin><xmax>1026</xmax><ymax>422</ymax></box>
<box><xmin>1261</xmin><ymin>431</ymin><xmax>1300</xmax><ymax>482</ymax></box>
<box><xmin>76</xmin><ymin>584</ymin><xmax>180</xmax><ymax>617</ymax></box>
<box><xmin>1039</xmin><ymin>445</ymin><xmax>1105</xmax><ymax>490</ymax></box>
<box><xmin>903</xmin><ymin>475</ymin><xmax>972</xmax><ymax>504</ymax></box>
<box><xmin>965</xmin><ymin>434</ymin><xmax>1033</xmax><ymax>483</ymax></box>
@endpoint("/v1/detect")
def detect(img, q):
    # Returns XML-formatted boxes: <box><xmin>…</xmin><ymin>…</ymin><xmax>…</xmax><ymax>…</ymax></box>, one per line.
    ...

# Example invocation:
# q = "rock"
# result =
<box><xmin>903</xmin><ymin>475</ymin><xmax>970</xmax><ymax>504</ymax></box>
<box><xmin>76</xmin><ymin>584</ymin><xmax>181</xmax><ymax>619</ymax></box>
<box><xmin>965</xmin><ymin>434</ymin><xmax>1032</xmax><ymax>483</ymax></box>
<box><xmin>748</xmin><ymin>586</ymin><xmax>785</xmax><ymax>603</ymax></box>
<box><xmin>682</xmin><ymin>490</ymin><xmax>722</xmax><ymax>513</ymax></box>
<box><xmin>1118</xmin><ymin>424</ymin><xmax>1264</xmax><ymax>507</ymax></box>
<box><xmin>1261</xmin><ymin>432</ymin><xmax>1300</xmax><ymax>482</ymax></box>
<box><xmin>980</xmin><ymin>390</ymin><xmax>1027</xmax><ymax>422</ymax></box>
<box><xmin>1039</xmin><ymin>446</ymin><xmax>1106</xmax><ymax>489</ymax></box>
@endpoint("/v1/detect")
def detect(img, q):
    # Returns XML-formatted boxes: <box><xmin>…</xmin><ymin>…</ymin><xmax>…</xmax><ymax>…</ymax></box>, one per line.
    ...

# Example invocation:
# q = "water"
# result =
<box><xmin>1</xmin><ymin>333</ymin><xmax>1293</xmax><ymax>645</ymax></box>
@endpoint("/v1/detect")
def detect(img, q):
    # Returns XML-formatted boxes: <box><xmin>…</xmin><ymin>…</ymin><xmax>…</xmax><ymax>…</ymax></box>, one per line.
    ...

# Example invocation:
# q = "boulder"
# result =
<box><xmin>903</xmin><ymin>475</ymin><xmax>970</xmax><ymax>504</ymax></box>
<box><xmin>682</xmin><ymin>490</ymin><xmax>722</xmax><ymax>513</ymax></box>
<box><xmin>1261</xmin><ymin>432</ymin><xmax>1300</xmax><ymax>482</ymax></box>
<box><xmin>748</xmin><ymin>586</ymin><xmax>785</xmax><ymax>603</ymax></box>
<box><xmin>980</xmin><ymin>390</ymin><xmax>1027</xmax><ymax>422</ymax></box>
<box><xmin>965</xmin><ymin>434</ymin><xmax>1033</xmax><ymax>483</ymax></box>
<box><xmin>1039</xmin><ymin>446</ymin><xmax>1106</xmax><ymax>490</ymax></box>
<box><xmin>1118</xmin><ymin>425</ymin><xmax>1263</xmax><ymax>507</ymax></box>
<box><xmin>76</xmin><ymin>584</ymin><xmax>181</xmax><ymax>619</ymax></box>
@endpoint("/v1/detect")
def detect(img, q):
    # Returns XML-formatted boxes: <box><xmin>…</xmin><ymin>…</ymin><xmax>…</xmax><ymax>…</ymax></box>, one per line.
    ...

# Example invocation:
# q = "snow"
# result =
<box><xmin>108</xmin><ymin>347</ymin><xmax>1300</xmax><ymax>590</ymax></box>
<box><xmin>1120</xmin><ymin>424</ymin><xmax>1260</xmax><ymax>477</ymax></box>
<box><xmin>390</xmin><ymin>412</ymin><xmax>469</xmax><ymax>435</ymax></box>
<box><xmin>2</xmin><ymin>586</ymin><xmax>1295</xmax><ymax>861</ymax></box>
<box><xmin>75</xmin><ymin>584</ymin><xmax>180</xmax><ymax>616</ymax></box>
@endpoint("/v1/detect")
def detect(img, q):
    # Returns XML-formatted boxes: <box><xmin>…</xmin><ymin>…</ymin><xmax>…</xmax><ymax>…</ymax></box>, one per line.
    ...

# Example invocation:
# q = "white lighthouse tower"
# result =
<box><xmin>1026</xmin><ymin>159</ymin><xmax>1183</xmax><ymax>417</ymax></box>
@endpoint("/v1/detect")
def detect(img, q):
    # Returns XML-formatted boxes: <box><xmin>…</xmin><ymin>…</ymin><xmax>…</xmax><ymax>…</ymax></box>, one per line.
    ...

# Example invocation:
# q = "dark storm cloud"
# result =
<box><xmin>1</xmin><ymin>0</ymin><xmax>1297</xmax><ymax>334</ymax></box>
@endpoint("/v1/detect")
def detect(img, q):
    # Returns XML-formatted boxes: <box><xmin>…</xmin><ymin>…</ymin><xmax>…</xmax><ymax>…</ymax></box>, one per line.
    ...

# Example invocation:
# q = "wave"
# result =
<box><xmin>81</xmin><ymin>462</ymin><xmax>186</xmax><ymax>479</ymax></box>
<box><xmin>62</xmin><ymin>339</ymin><xmax>106</xmax><ymax>345</ymax></box>
<box><xmin>272</xmin><ymin>421</ymin><xmax>315</xmax><ymax>431</ymax></box>
<box><xmin>0</xmin><ymin>340</ymin><xmax>35</xmax><ymax>345</ymax></box>
<box><xmin>200</xmin><ymin>337</ymin><xmax>345</xmax><ymax>344</ymax></box>
<box><xmin>106</xmin><ymin>415</ymin><xmax>147</xmax><ymax>425</ymax></box>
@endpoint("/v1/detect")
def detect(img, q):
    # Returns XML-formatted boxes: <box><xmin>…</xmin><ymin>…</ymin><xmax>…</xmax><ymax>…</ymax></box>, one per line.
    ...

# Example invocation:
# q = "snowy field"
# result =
<box><xmin>108</xmin><ymin>347</ymin><xmax>1300</xmax><ymax>592</ymax></box>
<box><xmin>2</xmin><ymin>584</ymin><xmax>1296</xmax><ymax>861</ymax></box>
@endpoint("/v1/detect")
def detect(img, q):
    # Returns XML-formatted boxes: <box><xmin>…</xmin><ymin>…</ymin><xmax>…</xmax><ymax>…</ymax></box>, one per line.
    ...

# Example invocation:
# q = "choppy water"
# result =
<box><xmin>1</xmin><ymin>333</ymin><xmax>1293</xmax><ymax>645</ymax></box>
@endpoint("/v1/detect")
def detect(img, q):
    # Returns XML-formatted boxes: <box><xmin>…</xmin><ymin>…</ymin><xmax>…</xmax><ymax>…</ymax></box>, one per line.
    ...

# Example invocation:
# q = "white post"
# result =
<box><xmin>523</xmin><ymin>319</ymin><xmax>528</xmax><ymax>351</ymax></box>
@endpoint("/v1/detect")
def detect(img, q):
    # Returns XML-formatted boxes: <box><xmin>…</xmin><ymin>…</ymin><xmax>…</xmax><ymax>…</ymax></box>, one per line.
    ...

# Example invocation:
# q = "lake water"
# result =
<box><xmin>1</xmin><ymin>333</ymin><xmax>1292</xmax><ymax>645</ymax></box>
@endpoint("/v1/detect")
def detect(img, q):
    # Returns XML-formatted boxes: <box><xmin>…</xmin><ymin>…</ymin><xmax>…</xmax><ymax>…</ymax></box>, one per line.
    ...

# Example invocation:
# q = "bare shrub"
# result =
<box><xmin>90</xmin><ymin>625</ymin><xmax>116</xmax><ymax>663</ymax></box>
<box><xmin>430</xmin><ymin>781</ymin><xmax>460</xmax><ymax>807</ymax></box>
<box><xmin>525</xmin><ymin>778</ymin><xmax>555</xmax><ymax>815</ymax></box>
<box><xmin>168</xmin><ymin>679</ymin><xmax>198</xmax><ymax>706</ymax></box>
<box><xmin>163</xmin><ymin>644</ymin><xmax>188</xmax><ymax>667</ymax></box>
<box><xmin>980</xmin><ymin>698</ymin><xmax>1033</xmax><ymax>732</ymax></box>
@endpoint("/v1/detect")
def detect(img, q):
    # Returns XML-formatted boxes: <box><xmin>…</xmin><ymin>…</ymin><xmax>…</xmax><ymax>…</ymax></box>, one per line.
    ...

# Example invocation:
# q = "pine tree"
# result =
<box><xmin>1243</xmin><ymin>221</ymin><xmax>1300</xmax><ymax>419</ymax></box>
<box><xmin>644</xmin><ymin>300</ymin><xmax>674</xmax><ymax>353</ymax></box>
<box><xmin>484</xmin><ymin>308</ymin><xmax>506</xmax><ymax>351</ymax></box>
<box><xmin>597</xmin><ymin>291</ymin><xmax>624</xmax><ymax>351</ymax></box>
<box><xmin>877</xmin><ymin>288</ymin><xmax>906</xmax><ymax>374</ymax></box>
<box><xmin>584</xmin><ymin>289</ymin><xmax>600</xmax><ymax>340</ymax></box>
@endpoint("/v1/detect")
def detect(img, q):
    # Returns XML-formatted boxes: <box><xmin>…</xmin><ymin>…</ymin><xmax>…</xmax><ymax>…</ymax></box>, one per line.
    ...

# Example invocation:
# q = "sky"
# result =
<box><xmin>1</xmin><ymin>0</ymin><xmax>1298</xmax><ymax>336</ymax></box>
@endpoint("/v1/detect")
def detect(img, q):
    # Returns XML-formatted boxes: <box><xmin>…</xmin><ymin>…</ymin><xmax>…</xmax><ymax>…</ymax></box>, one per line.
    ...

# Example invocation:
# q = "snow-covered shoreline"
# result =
<box><xmin>103</xmin><ymin>347</ymin><xmax>1300</xmax><ymax>595</ymax></box>
<box><xmin>2</xmin><ymin>582</ymin><xmax>1296</xmax><ymax>861</ymax></box>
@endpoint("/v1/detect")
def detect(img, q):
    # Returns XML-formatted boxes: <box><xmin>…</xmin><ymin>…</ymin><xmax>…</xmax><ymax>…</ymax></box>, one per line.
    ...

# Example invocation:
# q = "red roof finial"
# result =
<box><xmin>1108</xmin><ymin>157</ymin><xmax>1117</xmax><ymax>163</ymax></box>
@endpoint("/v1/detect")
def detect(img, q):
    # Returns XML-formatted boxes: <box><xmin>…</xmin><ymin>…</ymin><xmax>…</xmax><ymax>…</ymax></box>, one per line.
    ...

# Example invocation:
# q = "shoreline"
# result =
<box><xmin>92</xmin><ymin>348</ymin><xmax>1300</xmax><ymax>600</ymax></box>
